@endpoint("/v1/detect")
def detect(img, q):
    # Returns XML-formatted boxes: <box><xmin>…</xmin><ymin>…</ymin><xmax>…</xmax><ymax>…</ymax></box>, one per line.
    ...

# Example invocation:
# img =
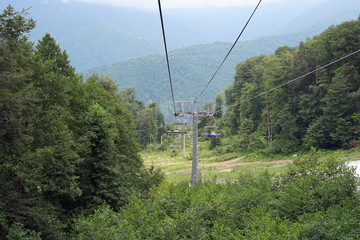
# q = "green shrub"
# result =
<box><xmin>5</xmin><ymin>223</ymin><xmax>41</xmax><ymax>240</ymax></box>
<box><xmin>271</xmin><ymin>148</ymin><xmax>357</xmax><ymax>220</ymax></box>
<box><xmin>74</xmin><ymin>205</ymin><xmax>139</xmax><ymax>240</ymax></box>
<box><xmin>73</xmin><ymin>149</ymin><xmax>360</xmax><ymax>239</ymax></box>
<box><xmin>298</xmin><ymin>202</ymin><xmax>360</xmax><ymax>239</ymax></box>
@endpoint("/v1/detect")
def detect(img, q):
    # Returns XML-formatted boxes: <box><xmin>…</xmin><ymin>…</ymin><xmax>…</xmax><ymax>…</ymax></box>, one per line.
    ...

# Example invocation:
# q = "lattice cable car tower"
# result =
<box><xmin>167</xmin><ymin>118</ymin><xmax>189</xmax><ymax>157</ymax></box>
<box><xmin>175</xmin><ymin>101</ymin><xmax>215</xmax><ymax>184</ymax></box>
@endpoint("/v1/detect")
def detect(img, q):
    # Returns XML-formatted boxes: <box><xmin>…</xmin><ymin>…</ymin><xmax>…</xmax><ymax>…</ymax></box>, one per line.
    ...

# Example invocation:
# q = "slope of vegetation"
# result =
<box><xmin>1</xmin><ymin>4</ymin><xmax>360</xmax><ymax>239</ymax></box>
<box><xmin>9</xmin><ymin>0</ymin><xmax>359</xmax><ymax>71</ymax></box>
<box><xmin>74</xmin><ymin>149</ymin><xmax>360</xmax><ymax>239</ymax></box>
<box><xmin>83</xmin><ymin>33</ymin><xmax>320</xmax><ymax>120</ymax></box>
<box><xmin>220</xmin><ymin>16</ymin><xmax>360</xmax><ymax>154</ymax></box>
<box><xmin>0</xmin><ymin>6</ymin><xmax>163</xmax><ymax>239</ymax></box>
<box><xmin>142</xmin><ymin>132</ymin><xmax>360</xmax><ymax>184</ymax></box>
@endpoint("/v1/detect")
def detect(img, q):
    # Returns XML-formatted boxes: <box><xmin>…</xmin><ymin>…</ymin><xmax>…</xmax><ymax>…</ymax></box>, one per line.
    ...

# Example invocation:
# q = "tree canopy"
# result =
<box><xmin>222</xmin><ymin>17</ymin><xmax>360</xmax><ymax>153</ymax></box>
<box><xmin>0</xmin><ymin>6</ymin><xmax>163</xmax><ymax>239</ymax></box>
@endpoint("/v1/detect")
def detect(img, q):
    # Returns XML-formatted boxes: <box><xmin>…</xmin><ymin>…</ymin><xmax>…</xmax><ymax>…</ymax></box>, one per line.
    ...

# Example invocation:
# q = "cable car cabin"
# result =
<box><xmin>201</xmin><ymin>132</ymin><xmax>221</xmax><ymax>138</ymax></box>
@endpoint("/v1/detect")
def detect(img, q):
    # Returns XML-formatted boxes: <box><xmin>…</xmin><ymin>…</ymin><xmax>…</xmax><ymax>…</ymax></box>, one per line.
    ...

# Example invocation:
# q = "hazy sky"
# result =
<box><xmin>60</xmin><ymin>0</ymin><xmax>325</xmax><ymax>10</ymax></box>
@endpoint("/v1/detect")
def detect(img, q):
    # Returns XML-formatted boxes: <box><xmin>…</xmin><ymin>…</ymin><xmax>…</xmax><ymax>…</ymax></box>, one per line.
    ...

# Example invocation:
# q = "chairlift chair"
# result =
<box><xmin>201</xmin><ymin>122</ymin><xmax>220</xmax><ymax>138</ymax></box>
<box><xmin>167</xmin><ymin>129</ymin><xmax>187</xmax><ymax>135</ymax></box>
<box><xmin>201</xmin><ymin>132</ymin><xmax>221</xmax><ymax>138</ymax></box>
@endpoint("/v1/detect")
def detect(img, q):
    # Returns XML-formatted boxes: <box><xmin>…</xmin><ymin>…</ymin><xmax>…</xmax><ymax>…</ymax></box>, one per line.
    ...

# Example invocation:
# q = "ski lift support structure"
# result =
<box><xmin>167</xmin><ymin>118</ymin><xmax>189</xmax><ymax>157</ymax></box>
<box><xmin>175</xmin><ymin>101</ymin><xmax>215</xmax><ymax>185</ymax></box>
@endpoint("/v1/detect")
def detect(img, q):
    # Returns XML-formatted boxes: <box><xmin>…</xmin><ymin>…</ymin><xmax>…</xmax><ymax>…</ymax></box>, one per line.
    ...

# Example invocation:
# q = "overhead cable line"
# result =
<box><xmin>227</xmin><ymin>49</ymin><xmax>360</xmax><ymax>108</ymax></box>
<box><xmin>194</xmin><ymin>0</ymin><xmax>263</xmax><ymax>102</ymax></box>
<box><xmin>158</xmin><ymin>0</ymin><xmax>176</xmax><ymax>114</ymax></box>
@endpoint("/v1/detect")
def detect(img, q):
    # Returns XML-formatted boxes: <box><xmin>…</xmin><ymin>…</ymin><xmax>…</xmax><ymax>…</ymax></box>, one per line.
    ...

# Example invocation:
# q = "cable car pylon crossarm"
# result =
<box><xmin>175</xmin><ymin>101</ymin><xmax>215</xmax><ymax>184</ymax></box>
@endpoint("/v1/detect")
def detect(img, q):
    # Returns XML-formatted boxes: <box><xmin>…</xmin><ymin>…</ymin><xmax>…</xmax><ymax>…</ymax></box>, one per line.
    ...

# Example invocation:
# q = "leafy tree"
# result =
<box><xmin>20</xmin><ymin>33</ymin><xmax>84</xmax><ymax>212</ymax></box>
<box><xmin>148</xmin><ymin>102</ymin><xmax>165</xmax><ymax>127</ymax></box>
<box><xmin>0</xmin><ymin>5</ymin><xmax>36</xmax><ymax>155</ymax></box>
<box><xmin>120</xmin><ymin>87</ymin><xmax>144</xmax><ymax>116</ymax></box>
<box><xmin>83</xmin><ymin>74</ymin><xmax>141</xmax><ymax>165</ymax></box>
<box><xmin>271</xmin><ymin>105</ymin><xmax>299</xmax><ymax>153</ymax></box>
<box><xmin>322</xmin><ymin>69</ymin><xmax>354</xmax><ymax>147</ymax></box>
<box><xmin>0</xmin><ymin>5</ymin><xmax>35</xmax><ymax>47</ymax></box>
<box><xmin>214</xmin><ymin>93</ymin><xmax>224</xmax><ymax>119</ymax></box>
<box><xmin>0</xmin><ymin>5</ymin><xmax>39</xmax><ymax>238</ymax></box>
<box><xmin>121</xmin><ymin>88</ymin><xmax>165</xmax><ymax>147</ymax></box>
<box><xmin>35</xmin><ymin>33</ymin><xmax>75</xmax><ymax>76</ymax></box>
<box><xmin>238</xmin><ymin>118</ymin><xmax>254</xmax><ymax>150</ymax></box>
<box><xmin>34</xmin><ymin>33</ymin><xmax>85</xmax><ymax>118</ymax></box>
<box><xmin>135</xmin><ymin>108</ymin><xmax>157</xmax><ymax>147</ymax></box>
<box><xmin>208</xmin><ymin>137</ymin><xmax>221</xmax><ymax>150</ymax></box>
<box><xmin>79</xmin><ymin>104</ymin><xmax>135</xmax><ymax>210</ymax></box>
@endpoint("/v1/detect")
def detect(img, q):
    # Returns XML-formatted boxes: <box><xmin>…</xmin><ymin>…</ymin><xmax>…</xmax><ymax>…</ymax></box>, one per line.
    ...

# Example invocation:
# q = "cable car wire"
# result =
<box><xmin>194</xmin><ymin>0</ymin><xmax>263</xmax><ymax>102</ymax></box>
<box><xmin>227</xmin><ymin>48</ymin><xmax>360</xmax><ymax>109</ymax></box>
<box><xmin>158</xmin><ymin>0</ymin><xmax>176</xmax><ymax>114</ymax></box>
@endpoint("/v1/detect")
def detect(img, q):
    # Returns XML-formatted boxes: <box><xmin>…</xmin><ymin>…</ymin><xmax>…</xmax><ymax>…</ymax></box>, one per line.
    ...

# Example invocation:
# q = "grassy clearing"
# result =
<box><xmin>142</xmin><ymin>138</ymin><xmax>287</xmax><ymax>183</ymax></box>
<box><xmin>142</xmin><ymin>136</ymin><xmax>360</xmax><ymax>184</ymax></box>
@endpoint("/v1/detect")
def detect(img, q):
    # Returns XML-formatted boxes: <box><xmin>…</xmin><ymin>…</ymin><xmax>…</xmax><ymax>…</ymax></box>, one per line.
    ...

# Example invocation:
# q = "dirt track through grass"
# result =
<box><xmin>165</xmin><ymin>158</ymin><xmax>293</xmax><ymax>176</ymax></box>
<box><xmin>143</xmin><ymin>148</ymin><xmax>360</xmax><ymax>183</ymax></box>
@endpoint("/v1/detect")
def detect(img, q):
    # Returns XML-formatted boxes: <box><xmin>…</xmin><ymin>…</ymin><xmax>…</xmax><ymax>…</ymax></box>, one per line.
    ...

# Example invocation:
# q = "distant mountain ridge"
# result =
<box><xmin>3</xmin><ymin>0</ymin><xmax>360</xmax><ymax>71</ymax></box>
<box><xmin>82</xmin><ymin>30</ymin><xmax>334</xmax><ymax>118</ymax></box>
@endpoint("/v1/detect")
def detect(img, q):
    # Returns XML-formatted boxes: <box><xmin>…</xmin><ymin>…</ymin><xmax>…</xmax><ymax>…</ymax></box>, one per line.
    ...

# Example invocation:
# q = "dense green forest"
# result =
<box><xmin>84</xmin><ymin>15</ymin><xmax>360</xmax><ymax>123</ymax></box>
<box><xmin>218</xmin><ymin>16</ymin><xmax>360</xmax><ymax>154</ymax></box>
<box><xmin>0</xmin><ymin>6</ymin><xmax>163</xmax><ymax>239</ymax></box>
<box><xmin>1</xmin><ymin>5</ymin><xmax>360</xmax><ymax>239</ymax></box>
<box><xmin>74</xmin><ymin>150</ymin><xmax>360</xmax><ymax>239</ymax></box>
<box><xmin>84</xmin><ymin>34</ymin><xmax>323</xmax><ymax>120</ymax></box>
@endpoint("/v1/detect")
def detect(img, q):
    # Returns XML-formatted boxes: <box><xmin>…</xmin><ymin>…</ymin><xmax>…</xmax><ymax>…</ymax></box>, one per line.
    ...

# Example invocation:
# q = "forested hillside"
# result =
<box><xmin>5</xmin><ymin>0</ymin><xmax>359</xmax><ymax>71</ymax></box>
<box><xmin>84</xmin><ymin>33</ymin><xmax>317</xmax><ymax>119</ymax></box>
<box><xmin>0</xmin><ymin>6</ymin><xmax>162</xmax><ymax>239</ymax></box>
<box><xmin>1</xmin><ymin>4</ymin><xmax>360</xmax><ymax>240</ymax></box>
<box><xmin>221</xmin><ymin>17</ymin><xmax>360</xmax><ymax>153</ymax></box>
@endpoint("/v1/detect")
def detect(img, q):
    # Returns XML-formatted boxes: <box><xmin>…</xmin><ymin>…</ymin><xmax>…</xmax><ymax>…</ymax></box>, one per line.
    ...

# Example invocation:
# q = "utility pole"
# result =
<box><xmin>183</xmin><ymin>133</ymin><xmax>186</xmax><ymax>157</ymax></box>
<box><xmin>191</xmin><ymin>111</ymin><xmax>198</xmax><ymax>184</ymax></box>
<box><xmin>175</xmin><ymin>101</ymin><xmax>215</xmax><ymax>185</ymax></box>
<box><xmin>160</xmin><ymin>123</ymin><xmax>163</xmax><ymax>144</ymax></box>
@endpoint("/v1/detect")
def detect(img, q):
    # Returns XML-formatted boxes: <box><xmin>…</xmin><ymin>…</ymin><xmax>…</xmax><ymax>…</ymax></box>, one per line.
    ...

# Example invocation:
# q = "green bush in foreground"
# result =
<box><xmin>74</xmin><ymin>150</ymin><xmax>360</xmax><ymax>239</ymax></box>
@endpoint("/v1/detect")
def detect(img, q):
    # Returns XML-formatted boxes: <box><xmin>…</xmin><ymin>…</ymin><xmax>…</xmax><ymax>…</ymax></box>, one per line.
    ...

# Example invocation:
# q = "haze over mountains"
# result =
<box><xmin>3</xmin><ymin>0</ymin><xmax>360</xmax><ymax>119</ymax></box>
<box><xmin>5</xmin><ymin>0</ymin><xmax>360</xmax><ymax>71</ymax></box>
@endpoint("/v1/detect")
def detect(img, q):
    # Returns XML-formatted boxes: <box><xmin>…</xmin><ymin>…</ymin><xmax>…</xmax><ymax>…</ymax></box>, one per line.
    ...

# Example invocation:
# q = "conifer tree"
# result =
<box><xmin>215</xmin><ymin>93</ymin><xmax>224</xmax><ymax>119</ymax></box>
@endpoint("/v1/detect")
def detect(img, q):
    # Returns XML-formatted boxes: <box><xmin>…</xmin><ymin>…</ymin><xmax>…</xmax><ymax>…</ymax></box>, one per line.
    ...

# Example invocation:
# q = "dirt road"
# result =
<box><xmin>166</xmin><ymin>157</ymin><xmax>293</xmax><ymax>175</ymax></box>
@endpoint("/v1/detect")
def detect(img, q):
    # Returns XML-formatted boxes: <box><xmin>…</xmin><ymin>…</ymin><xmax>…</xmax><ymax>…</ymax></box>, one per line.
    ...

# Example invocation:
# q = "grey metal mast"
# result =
<box><xmin>190</xmin><ymin>111</ymin><xmax>199</xmax><ymax>184</ymax></box>
<box><xmin>175</xmin><ymin>101</ymin><xmax>215</xmax><ymax>184</ymax></box>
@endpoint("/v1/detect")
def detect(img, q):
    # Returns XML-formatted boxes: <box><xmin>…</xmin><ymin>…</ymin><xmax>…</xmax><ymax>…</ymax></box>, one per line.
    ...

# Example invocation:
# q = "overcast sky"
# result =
<box><xmin>60</xmin><ymin>0</ymin><xmax>325</xmax><ymax>10</ymax></box>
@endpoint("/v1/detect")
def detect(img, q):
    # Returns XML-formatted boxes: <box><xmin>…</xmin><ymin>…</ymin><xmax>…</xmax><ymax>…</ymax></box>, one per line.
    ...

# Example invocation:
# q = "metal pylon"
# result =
<box><xmin>190</xmin><ymin>111</ymin><xmax>199</xmax><ymax>184</ymax></box>
<box><xmin>174</xmin><ymin>101</ymin><xmax>215</xmax><ymax>185</ymax></box>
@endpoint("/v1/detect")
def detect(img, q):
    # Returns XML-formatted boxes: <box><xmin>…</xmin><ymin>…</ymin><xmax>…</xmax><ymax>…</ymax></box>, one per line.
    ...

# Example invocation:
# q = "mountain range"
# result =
<box><xmin>4</xmin><ymin>0</ymin><xmax>360</xmax><ymax>71</ymax></box>
<box><xmin>83</xmin><ymin>33</ymin><xmax>318</xmax><ymax>118</ymax></box>
<box><xmin>2</xmin><ymin>0</ymin><xmax>360</xmax><ymax>119</ymax></box>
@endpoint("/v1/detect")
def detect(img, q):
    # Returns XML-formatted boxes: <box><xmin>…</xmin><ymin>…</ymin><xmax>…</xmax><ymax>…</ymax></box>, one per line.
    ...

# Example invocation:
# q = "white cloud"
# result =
<box><xmin>72</xmin><ymin>0</ymin><xmax>282</xmax><ymax>10</ymax></box>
